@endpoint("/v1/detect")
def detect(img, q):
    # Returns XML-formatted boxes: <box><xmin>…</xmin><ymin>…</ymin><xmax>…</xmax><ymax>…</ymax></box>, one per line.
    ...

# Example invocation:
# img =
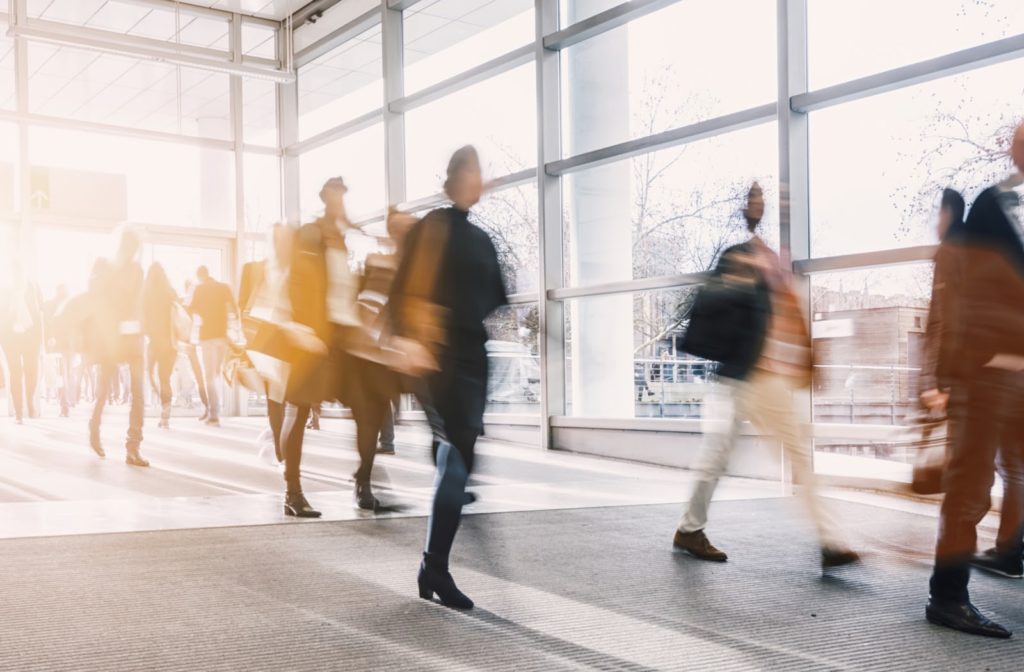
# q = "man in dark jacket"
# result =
<box><xmin>922</xmin><ymin>123</ymin><xmax>1024</xmax><ymax>639</ymax></box>
<box><xmin>673</xmin><ymin>183</ymin><xmax>857</xmax><ymax>569</ymax></box>
<box><xmin>188</xmin><ymin>266</ymin><xmax>238</xmax><ymax>426</ymax></box>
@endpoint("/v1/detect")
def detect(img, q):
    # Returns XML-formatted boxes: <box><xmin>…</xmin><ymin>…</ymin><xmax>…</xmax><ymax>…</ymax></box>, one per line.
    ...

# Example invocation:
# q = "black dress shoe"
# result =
<box><xmin>971</xmin><ymin>548</ymin><xmax>1024</xmax><ymax>579</ymax></box>
<box><xmin>822</xmin><ymin>548</ymin><xmax>861</xmax><ymax>569</ymax></box>
<box><xmin>418</xmin><ymin>559</ymin><xmax>473</xmax><ymax>610</ymax></box>
<box><xmin>284</xmin><ymin>492</ymin><xmax>321</xmax><ymax>518</ymax></box>
<box><xmin>926</xmin><ymin>598</ymin><xmax>1012</xmax><ymax>638</ymax></box>
<box><xmin>354</xmin><ymin>482</ymin><xmax>381</xmax><ymax>511</ymax></box>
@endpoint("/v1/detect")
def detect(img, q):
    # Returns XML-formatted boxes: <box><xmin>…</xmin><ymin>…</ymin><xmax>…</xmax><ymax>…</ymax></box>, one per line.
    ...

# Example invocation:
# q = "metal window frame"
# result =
<box><xmin>542</xmin><ymin>0</ymin><xmax>680</xmax><ymax>51</ymax></box>
<box><xmin>293</xmin><ymin>5</ymin><xmax>381</xmax><ymax>68</ymax></box>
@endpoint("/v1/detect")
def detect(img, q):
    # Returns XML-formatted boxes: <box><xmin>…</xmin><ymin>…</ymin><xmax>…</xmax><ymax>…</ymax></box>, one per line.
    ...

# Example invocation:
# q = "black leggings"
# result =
<box><xmin>282</xmin><ymin>404</ymin><xmax>310</xmax><ymax>494</ymax></box>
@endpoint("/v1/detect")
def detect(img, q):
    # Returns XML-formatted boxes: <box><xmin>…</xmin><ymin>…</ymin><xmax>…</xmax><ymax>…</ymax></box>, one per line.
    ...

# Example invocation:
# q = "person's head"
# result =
<box><xmin>196</xmin><ymin>265</ymin><xmax>210</xmax><ymax>282</ymax></box>
<box><xmin>444</xmin><ymin>145</ymin><xmax>484</xmax><ymax>210</ymax></box>
<box><xmin>743</xmin><ymin>182</ymin><xmax>765</xmax><ymax>233</ymax></box>
<box><xmin>319</xmin><ymin>177</ymin><xmax>348</xmax><ymax>219</ymax></box>
<box><xmin>1012</xmin><ymin>121</ymin><xmax>1024</xmax><ymax>174</ymax></box>
<box><xmin>938</xmin><ymin>188</ymin><xmax>965</xmax><ymax>241</ymax></box>
<box><xmin>113</xmin><ymin>224</ymin><xmax>141</xmax><ymax>265</ymax></box>
<box><xmin>145</xmin><ymin>262</ymin><xmax>172</xmax><ymax>295</ymax></box>
<box><xmin>269</xmin><ymin>223</ymin><xmax>295</xmax><ymax>268</ymax></box>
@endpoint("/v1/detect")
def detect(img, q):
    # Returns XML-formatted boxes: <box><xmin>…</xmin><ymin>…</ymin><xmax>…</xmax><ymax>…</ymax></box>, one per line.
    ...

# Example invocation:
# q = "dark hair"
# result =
<box><xmin>144</xmin><ymin>262</ymin><xmax>173</xmax><ymax>299</ymax></box>
<box><xmin>940</xmin><ymin>188</ymin><xmax>965</xmax><ymax>225</ymax></box>
<box><xmin>744</xmin><ymin>182</ymin><xmax>764</xmax><ymax>232</ymax></box>
<box><xmin>196</xmin><ymin>265</ymin><xmax>210</xmax><ymax>280</ymax></box>
<box><xmin>319</xmin><ymin>177</ymin><xmax>347</xmax><ymax>204</ymax></box>
<box><xmin>443</xmin><ymin>145</ymin><xmax>481</xmax><ymax>200</ymax></box>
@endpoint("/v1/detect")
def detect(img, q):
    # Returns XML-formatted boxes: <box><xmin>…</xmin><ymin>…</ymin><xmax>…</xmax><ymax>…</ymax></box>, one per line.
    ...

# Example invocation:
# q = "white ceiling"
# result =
<box><xmin>27</xmin><ymin>0</ymin><xmax>310</xmax><ymax>23</ymax></box>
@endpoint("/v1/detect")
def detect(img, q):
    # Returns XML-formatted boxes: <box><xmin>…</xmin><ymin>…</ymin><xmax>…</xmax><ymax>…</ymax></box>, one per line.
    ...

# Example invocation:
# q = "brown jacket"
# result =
<box><xmin>922</xmin><ymin>188</ymin><xmax>1024</xmax><ymax>390</ymax></box>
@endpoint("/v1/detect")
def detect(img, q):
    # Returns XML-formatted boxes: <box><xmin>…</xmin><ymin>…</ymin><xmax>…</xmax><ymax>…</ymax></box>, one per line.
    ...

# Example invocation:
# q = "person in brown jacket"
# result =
<box><xmin>922</xmin><ymin>123</ymin><xmax>1024</xmax><ymax>639</ymax></box>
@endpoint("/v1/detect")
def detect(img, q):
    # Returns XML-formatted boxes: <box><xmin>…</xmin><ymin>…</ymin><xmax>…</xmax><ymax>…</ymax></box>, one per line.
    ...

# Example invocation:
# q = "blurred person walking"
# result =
<box><xmin>0</xmin><ymin>262</ymin><xmax>44</xmax><ymax>424</ymax></box>
<box><xmin>277</xmin><ymin>177</ymin><xmax>362</xmax><ymax>518</ymax></box>
<box><xmin>391</xmin><ymin>146</ymin><xmax>508</xmax><ymax>609</ymax></box>
<box><xmin>143</xmin><ymin>262</ymin><xmax>179</xmax><ymax>429</ymax></box>
<box><xmin>187</xmin><ymin>266</ymin><xmax>238</xmax><ymax>427</ymax></box>
<box><xmin>672</xmin><ymin>183</ymin><xmax>859</xmax><ymax>569</ymax></box>
<box><xmin>87</xmin><ymin>227</ymin><xmax>149</xmax><ymax>466</ymax></box>
<box><xmin>43</xmin><ymin>284</ymin><xmax>73</xmax><ymax>417</ymax></box>
<box><xmin>922</xmin><ymin>124</ymin><xmax>1024</xmax><ymax>639</ymax></box>
<box><xmin>240</xmin><ymin>223</ymin><xmax>296</xmax><ymax>464</ymax></box>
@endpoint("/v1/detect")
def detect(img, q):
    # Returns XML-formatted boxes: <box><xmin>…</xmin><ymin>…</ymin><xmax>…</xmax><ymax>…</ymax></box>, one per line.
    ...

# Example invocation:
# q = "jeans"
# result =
<box><xmin>931</xmin><ymin>369</ymin><xmax>1024</xmax><ymax>603</ymax></box>
<box><xmin>91</xmin><ymin>358</ymin><xmax>144</xmax><ymax>449</ymax></box>
<box><xmin>424</xmin><ymin>431</ymin><xmax>477</xmax><ymax>568</ymax></box>
<box><xmin>148</xmin><ymin>344</ymin><xmax>177</xmax><ymax>419</ymax></box>
<box><xmin>678</xmin><ymin>370</ymin><xmax>844</xmax><ymax>550</ymax></box>
<box><xmin>200</xmin><ymin>339</ymin><xmax>229</xmax><ymax>420</ymax></box>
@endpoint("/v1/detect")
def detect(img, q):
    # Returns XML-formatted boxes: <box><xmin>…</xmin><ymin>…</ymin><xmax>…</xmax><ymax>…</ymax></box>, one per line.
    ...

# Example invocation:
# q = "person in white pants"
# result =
<box><xmin>673</xmin><ymin>183</ymin><xmax>859</xmax><ymax>569</ymax></box>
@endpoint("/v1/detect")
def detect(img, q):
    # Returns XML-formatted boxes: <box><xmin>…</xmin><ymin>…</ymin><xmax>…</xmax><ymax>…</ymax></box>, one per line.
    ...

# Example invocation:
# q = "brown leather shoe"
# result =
<box><xmin>821</xmin><ymin>548</ymin><xmax>860</xmax><ymax>569</ymax></box>
<box><xmin>673</xmin><ymin>530</ymin><xmax>728</xmax><ymax>562</ymax></box>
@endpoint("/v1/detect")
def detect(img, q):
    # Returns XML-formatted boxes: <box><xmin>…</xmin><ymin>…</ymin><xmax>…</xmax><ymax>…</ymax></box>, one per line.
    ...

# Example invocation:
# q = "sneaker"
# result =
<box><xmin>673</xmin><ymin>529</ymin><xmax>728</xmax><ymax>562</ymax></box>
<box><xmin>205</xmin><ymin>418</ymin><xmax>221</xmax><ymax>428</ymax></box>
<box><xmin>377</xmin><ymin>443</ymin><xmax>396</xmax><ymax>455</ymax></box>
<box><xmin>822</xmin><ymin>548</ymin><xmax>861</xmax><ymax>569</ymax></box>
<box><xmin>971</xmin><ymin>547</ymin><xmax>1024</xmax><ymax>579</ymax></box>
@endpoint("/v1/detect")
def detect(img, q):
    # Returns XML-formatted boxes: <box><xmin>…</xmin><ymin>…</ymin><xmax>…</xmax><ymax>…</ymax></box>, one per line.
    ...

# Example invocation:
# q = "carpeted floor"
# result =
<box><xmin>0</xmin><ymin>498</ymin><xmax>1019</xmax><ymax>671</ymax></box>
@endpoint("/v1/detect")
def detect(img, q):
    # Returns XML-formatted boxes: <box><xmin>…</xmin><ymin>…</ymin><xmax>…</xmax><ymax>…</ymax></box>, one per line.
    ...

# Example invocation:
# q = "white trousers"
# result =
<box><xmin>678</xmin><ymin>370</ymin><xmax>845</xmax><ymax>550</ymax></box>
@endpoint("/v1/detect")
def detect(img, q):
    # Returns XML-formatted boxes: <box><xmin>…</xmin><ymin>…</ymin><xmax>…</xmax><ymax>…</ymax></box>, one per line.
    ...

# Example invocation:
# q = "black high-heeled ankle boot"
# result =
<box><xmin>284</xmin><ymin>492</ymin><xmax>321</xmax><ymax>518</ymax></box>
<box><xmin>418</xmin><ymin>556</ymin><xmax>473</xmax><ymax>610</ymax></box>
<box><xmin>355</xmin><ymin>482</ymin><xmax>380</xmax><ymax>511</ymax></box>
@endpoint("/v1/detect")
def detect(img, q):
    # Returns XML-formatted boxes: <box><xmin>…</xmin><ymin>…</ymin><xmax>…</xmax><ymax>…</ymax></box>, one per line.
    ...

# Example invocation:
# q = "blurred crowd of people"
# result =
<box><xmin>1</xmin><ymin>122</ymin><xmax>1024</xmax><ymax>634</ymax></box>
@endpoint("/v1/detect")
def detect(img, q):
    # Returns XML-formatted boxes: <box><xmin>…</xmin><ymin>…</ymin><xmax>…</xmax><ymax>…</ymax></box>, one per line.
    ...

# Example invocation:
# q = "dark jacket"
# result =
<box><xmin>188</xmin><ymin>278</ymin><xmax>236</xmax><ymax>341</ymax></box>
<box><xmin>921</xmin><ymin>186</ymin><xmax>1024</xmax><ymax>390</ymax></box>
<box><xmin>391</xmin><ymin>207</ymin><xmax>507</xmax><ymax>433</ymax></box>
<box><xmin>680</xmin><ymin>240</ymin><xmax>771</xmax><ymax>381</ymax></box>
<box><xmin>143</xmin><ymin>285</ymin><xmax>178</xmax><ymax>355</ymax></box>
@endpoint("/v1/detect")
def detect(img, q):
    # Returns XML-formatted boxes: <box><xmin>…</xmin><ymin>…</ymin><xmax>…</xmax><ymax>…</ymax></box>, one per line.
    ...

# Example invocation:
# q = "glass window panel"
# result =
<box><xmin>242</xmin><ymin>22</ymin><xmax>277</xmax><ymax>59</ymax></box>
<box><xmin>485</xmin><ymin>303</ymin><xmax>541</xmax><ymax>415</ymax></box>
<box><xmin>298</xmin><ymin>25</ymin><xmax>382</xmax><ymax>141</ymax></box>
<box><xmin>244</xmin><ymin>153</ymin><xmax>282</xmax><ymax>233</ymax></box>
<box><xmin>810</xmin><ymin>264</ymin><xmax>935</xmax><ymax>481</ymax></box>
<box><xmin>560</xmin><ymin>0</ymin><xmax>776</xmax><ymax>157</ymax></box>
<box><xmin>28</xmin><ymin>43</ymin><xmax>231</xmax><ymax>140</ymax></box>
<box><xmin>0</xmin><ymin>122</ymin><xmax>18</xmax><ymax>215</ymax></box>
<box><xmin>299</xmin><ymin>123</ymin><xmax>385</xmax><ymax>221</ymax></box>
<box><xmin>810</xmin><ymin>264</ymin><xmax>933</xmax><ymax>427</ymax></box>
<box><xmin>808</xmin><ymin>0</ymin><xmax>1024</xmax><ymax>89</ymax></box>
<box><xmin>243</xmin><ymin>78</ymin><xmax>278</xmax><ymax>146</ymax></box>
<box><xmin>142</xmin><ymin>242</ymin><xmax>226</xmax><ymax>299</ymax></box>
<box><xmin>564</xmin><ymin>122</ymin><xmax>779</xmax><ymax>287</ymax></box>
<box><xmin>0</xmin><ymin>35</ymin><xmax>15</xmax><ymax>110</ymax></box>
<box><xmin>29</xmin><ymin>126</ymin><xmax>236</xmax><ymax>230</ymax></box>
<box><xmin>405</xmin><ymin>63</ymin><xmax>536</xmax><ymax>200</ymax></box>
<box><xmin>471</xmin><ymin>183</ymin><xmax>539</xmax><ymax>296</ymax></box>
<box><xmin>403</xmin><ymin>0</ymin><xmax>534</xmax><ymax>94</ymax></box>
<box><xmin>809</xmin><ymin>57</ymin><xmax>1023</xmax><ymax>258</ymax></box>
<box><xmin>31</xmin><ymin>226</ymin><xmax>114</xmax><ymax>296</ymax></box>
<box><xmin>563</xmin><ymin>287</ymin><xmax>713</xmax><ymax>418</ymax></box>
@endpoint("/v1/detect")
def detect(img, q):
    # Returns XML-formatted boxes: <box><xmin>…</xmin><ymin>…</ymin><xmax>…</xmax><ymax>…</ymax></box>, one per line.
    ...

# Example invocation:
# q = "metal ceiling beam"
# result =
<box><xmin>291</xmin><ymin>0</ymin><xmax>345</xmax><ymax>29</ymax></box>
<box><xmin>542</xmin><ymin>0</ymin><xmax>680</xmax><ymax>51</ymax></box>
<box><xmin>292</xmin><ymin>5</ymin><xmax>380</xmax><ymax>68</ymax></box>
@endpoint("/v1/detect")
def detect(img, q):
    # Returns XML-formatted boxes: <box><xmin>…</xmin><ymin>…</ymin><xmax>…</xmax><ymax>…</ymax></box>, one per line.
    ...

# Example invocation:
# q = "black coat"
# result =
<box><xmin>680</xmin><ymin>241</ymin><xmax>771</xmax><ymax>381</ymax></box>
<box><xmin>392</xmin><ymin>207</ymin><xmax>507</xmax><ymax>434</ymax></box>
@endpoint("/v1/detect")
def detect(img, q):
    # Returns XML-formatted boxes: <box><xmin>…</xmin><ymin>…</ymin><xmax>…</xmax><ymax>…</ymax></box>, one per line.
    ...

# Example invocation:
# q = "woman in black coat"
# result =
<box><xmin>392</xmin><ymin>146</ymin><xmax>507</xmax><ymax>609</ymax></box>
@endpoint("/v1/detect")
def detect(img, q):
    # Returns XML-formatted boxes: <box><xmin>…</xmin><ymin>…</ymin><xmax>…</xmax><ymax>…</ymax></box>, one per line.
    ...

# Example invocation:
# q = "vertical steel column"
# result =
<box><xmin>229</xmin><ymin>12</ymin><xmax>246</xmax><ymax>416</ymax></box>
<box><xmin>777</xmin><ymin>0</ymin><xmax>811</xmax><ymax>481</ymax></box>
<box><xmin>278</xmin><ymin>16</ymin><xmax>301</xmax><ymax>224</ymax></box>
<box><xmin>13</xmin><ymin>0</ymin><xmax>31</xmax><ymax>257</ymax></box>
<box><xmin>536</xmin><ymin>0</ymin><xmax>565</xmax><ymax>449</ymax></box>
<box><xmin>381</xmin><ymin>0</ymin><xmax>406</xmax><ymax>206</ymax></box>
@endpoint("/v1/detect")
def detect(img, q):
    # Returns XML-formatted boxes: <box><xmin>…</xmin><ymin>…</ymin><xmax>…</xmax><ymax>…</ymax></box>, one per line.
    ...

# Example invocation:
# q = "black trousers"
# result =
<box><xmin>91</xmin><ymin>358</ymin><xmax>144</xmax><ymax>449</ymax></box>
<box><xmin>2</xmin><ymin>332</ymin><xmax>40</xmax><ymax>420</ymax></box>
<box><xmin>148</xmin><ymin>344</ymin><xmax>176</xmax><ymax>417</ymax></box>
<box><xmin>930</xmin><ymin>368</ymin><xmax>1024</xmax><ymax>602</ymax></box>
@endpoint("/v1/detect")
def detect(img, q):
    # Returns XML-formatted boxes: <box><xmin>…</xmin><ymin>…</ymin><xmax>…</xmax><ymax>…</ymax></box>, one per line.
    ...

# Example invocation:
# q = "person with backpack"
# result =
<box><xmin>673</xmin><ymin>182</ymin><xmax>858</xmax><ymax>570</ymax></box>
